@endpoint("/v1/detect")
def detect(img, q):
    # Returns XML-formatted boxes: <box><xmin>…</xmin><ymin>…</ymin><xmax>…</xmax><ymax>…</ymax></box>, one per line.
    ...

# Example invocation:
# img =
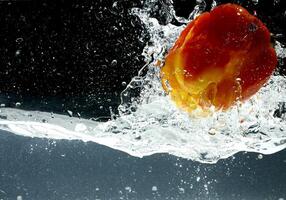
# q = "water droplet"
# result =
<box><xmin>67</xmin><ymin>110</ymin><xmax>73</xmax><ymax>117</ymax></box>
<box><xmin>125</xmin><ymin>186</ymin><xmax>132</xmax><ymax>192</ymax></box>
<box><xmin>208</xmin><ymin>128</ymin><xmax>217</xmax><ymax>135</ymax></box>
<box><xmin>257</xmin><ymin>154</ymin><xmax>263</xmax><ymax>159</ymax></box>
<box><xmin>17</xmin><ymin>196</ymin><xmax>23</xmax><ymax>200</ymax></box>
<box><xmin>252</xmin><ymin>0</ymin><xmax>259</xmax><ymax>5</ymax></box>
<box><xmin>16</xmin><ymin>37</ymin><xmax>23</xmax><ymax>43</ymax></box>
<box><xmin>274</xmin><ymin>0</ymin><xmax>280</xmax><ymax>6</ymax></box>
<box><xmin>112</xmin><ymin>1</ymin><xmax>118</xmax><ymax>8</ymax></box>
<box><xmin>15</xmin><ymin>50</ymin><xmax>21</xmax><ymax>56</ymax></box>
<box><xmin>152</xmin><ymin>186</ymin><xmax>158</xmax><ymax>191</ymax></box>
<box><xmin>76</xmin><ymin>112</ymin><xmax>81</xmax><ymax>118</ymax></box>
<box><xmin>178</xmin><ymin>187</ymin><xmax>185</xmax><ymax>193</ymax></box>
<box><xmin>111</xmin><ymin>59</ymin><xmax>117</xmax><ymax>67</ymax></box>
<box><xmin>249</xmin><ymin>23</ymin><xmax>258</xmax><ymax>32</ymax></box>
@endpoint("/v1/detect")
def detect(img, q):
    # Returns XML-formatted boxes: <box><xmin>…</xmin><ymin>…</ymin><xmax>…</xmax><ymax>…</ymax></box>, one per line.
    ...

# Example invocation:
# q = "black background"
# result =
<box><xmin>0</xmin><ymin>0</ymin><xmax>285</xmax><ymax>118</ymax></box>
<box><xmin>0</xmin><ymin>0</ymin><xmax>147</xmax><ymax>118</ymax></box>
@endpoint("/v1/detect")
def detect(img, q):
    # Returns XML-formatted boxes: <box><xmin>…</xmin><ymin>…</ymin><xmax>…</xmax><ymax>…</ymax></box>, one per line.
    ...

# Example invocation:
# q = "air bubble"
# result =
<box><xmin>257</xmin><ymin>154</ymin><xmax>263</xmax><ymax>159</ymax></box>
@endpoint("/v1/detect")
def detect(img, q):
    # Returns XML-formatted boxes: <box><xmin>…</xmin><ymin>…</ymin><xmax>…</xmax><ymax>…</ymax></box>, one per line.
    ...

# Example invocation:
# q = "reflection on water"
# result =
<box><xmin>0</xmin><ymin>0</ymin><xmax>286</xmax><ymax>163</ymax></box>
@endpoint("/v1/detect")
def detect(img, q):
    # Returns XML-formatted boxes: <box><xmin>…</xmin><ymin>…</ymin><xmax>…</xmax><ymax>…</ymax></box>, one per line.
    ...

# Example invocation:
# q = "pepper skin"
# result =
<box><xmin>161</xmin><ymin>3</ymin><xmax>277</xmax><ymax>114</ymax></box>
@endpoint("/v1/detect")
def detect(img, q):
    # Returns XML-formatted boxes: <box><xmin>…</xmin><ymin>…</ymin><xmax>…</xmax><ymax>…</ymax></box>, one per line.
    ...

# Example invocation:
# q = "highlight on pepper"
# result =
<box><xmin>161</xmin><ymin>3</ymin><xmax>277</xmax><ymax>115</ymax></box>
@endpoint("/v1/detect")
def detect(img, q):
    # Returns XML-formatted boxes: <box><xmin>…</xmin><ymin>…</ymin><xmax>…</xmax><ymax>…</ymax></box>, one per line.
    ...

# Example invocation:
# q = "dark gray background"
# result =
<box><xmin>0</xmin><ymin>130</ymin><xmax>285</xmax><ymax>200</ymax></box>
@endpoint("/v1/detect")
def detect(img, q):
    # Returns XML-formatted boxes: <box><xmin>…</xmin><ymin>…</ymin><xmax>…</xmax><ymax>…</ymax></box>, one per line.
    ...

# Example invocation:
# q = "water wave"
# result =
<box><xmin>0</xmin><ymin>0</ymin><xmax>285</xmax><ymax>163</ymax></box>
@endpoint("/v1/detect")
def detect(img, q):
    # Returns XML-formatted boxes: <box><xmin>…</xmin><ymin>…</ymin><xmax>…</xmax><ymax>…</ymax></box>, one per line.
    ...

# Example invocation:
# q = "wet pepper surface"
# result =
<box><xmin>161</xmin><ymin>3</ymin><xmax>277</xmax><ymax>114</ymax></box>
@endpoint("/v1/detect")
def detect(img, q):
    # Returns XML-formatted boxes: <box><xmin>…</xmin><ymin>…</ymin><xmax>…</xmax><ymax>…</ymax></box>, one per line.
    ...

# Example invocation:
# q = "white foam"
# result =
<box><xmin>0</xmin><ymin>75</ymin><xmax>286</xmax><ymax>163</ymax></box>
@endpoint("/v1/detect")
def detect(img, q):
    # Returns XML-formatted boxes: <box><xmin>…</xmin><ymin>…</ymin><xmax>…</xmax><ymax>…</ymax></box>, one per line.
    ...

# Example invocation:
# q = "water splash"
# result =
<box><xmin>0</xmin><ymin>0</ymin><xmax>285</xmax><ymax>163</ymax></box>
